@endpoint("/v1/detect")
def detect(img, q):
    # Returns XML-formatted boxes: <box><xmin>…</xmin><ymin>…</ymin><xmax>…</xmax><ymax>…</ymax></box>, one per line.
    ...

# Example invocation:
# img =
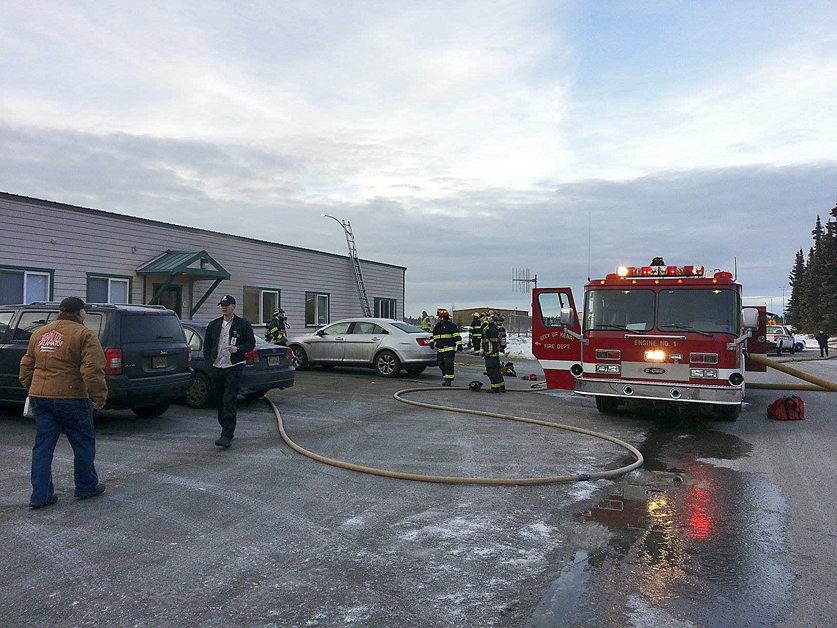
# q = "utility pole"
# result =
<box><xmin>321</xmin><ymin>214</ymin><xmax>372</xmax><ymax>317</ymax></box>
<box><xmin>779</xmin><ymin>286</ymin><xmax>786</xmax><ymax>321</ymax></box>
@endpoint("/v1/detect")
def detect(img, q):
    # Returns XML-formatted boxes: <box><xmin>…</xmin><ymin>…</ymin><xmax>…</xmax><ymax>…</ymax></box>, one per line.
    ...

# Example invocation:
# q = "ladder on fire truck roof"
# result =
<box><xmin>342</xmin><ymin>221</ymin><xmax>372</xmax><ymax>317</ymax></box>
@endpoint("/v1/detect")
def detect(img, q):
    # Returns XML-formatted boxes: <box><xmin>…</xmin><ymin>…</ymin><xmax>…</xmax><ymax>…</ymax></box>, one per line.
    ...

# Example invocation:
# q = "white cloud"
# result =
<box><xmin>2</xmin><ymin>1</ymin><xmax>837</xmax><ymax>313</ymax></box>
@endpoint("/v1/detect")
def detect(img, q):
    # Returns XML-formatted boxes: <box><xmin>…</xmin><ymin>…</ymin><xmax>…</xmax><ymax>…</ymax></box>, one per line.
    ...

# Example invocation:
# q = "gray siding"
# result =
<box><xmin>0</xmin><ymin>194</ymin><xmax>405</xmax><ymax>328</ymax></box>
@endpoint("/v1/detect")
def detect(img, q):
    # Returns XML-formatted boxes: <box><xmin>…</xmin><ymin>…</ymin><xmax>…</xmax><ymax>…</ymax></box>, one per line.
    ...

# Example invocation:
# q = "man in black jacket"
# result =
<box><xmin>204</xmin><ymin>295</ymin><xmax>256</xmax><ymax>447</ymax></box>
<box><xmin>815</xmin><ymin>330</ymin><xmax>830</xmax><ymax>357</ymax></box>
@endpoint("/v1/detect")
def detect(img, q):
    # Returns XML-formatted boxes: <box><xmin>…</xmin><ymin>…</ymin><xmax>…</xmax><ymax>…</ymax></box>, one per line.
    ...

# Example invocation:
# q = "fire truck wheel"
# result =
<box><xmin>713</xmin><ymin>404</ymin><xmax>740</xmax><ymax>422</ymax></box>
<box><xmin>595</xmin><ymin>396</ymin><xmax>619</xmax><ymax>413</ymax></box>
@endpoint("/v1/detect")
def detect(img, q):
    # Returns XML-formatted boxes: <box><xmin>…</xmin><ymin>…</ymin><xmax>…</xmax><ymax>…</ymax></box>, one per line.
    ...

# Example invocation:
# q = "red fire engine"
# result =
<box><xmin>532</xmin><ymin>259</ymin><xmax>763</xmax><ymax>421</ymax></box>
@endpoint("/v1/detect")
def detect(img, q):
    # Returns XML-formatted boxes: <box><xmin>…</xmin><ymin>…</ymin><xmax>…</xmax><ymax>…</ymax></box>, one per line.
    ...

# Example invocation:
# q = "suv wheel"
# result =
<box><xmin>291</xmin><ymin>346</ymin><xmax>309</xmax><ymax>370</ymax></box>
<box><xmin>184</xmin><ymin>373</ymin><xmax>212</xmax><ymax>407</ymax></box>
<box><xmin>375</xmin><ymin>350</ymin><xmax>401</xmax><ymax>377</ymax></box>
<box><xmin>132</xmin><ymin>403</ymin><xmax>170</xmax><ymax>418</ymax></box>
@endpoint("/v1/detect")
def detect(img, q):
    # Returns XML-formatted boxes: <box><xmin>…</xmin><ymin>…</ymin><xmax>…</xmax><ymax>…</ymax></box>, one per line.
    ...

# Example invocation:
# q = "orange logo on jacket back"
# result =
<box><xmin>38</xmin><ymin>330</ymin><xmax>64</xmax><ymax>352</ymax></box>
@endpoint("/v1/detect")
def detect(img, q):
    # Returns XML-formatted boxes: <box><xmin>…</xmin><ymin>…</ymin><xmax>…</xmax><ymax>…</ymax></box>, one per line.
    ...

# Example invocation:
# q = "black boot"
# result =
<box><xmin>442</xmin><ymin>380</ymin><xmax>452</xmax><ymax>387</ymax></box>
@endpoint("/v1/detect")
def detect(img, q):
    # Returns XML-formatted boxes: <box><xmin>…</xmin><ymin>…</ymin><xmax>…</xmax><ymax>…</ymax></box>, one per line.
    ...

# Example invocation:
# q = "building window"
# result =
<box><xmin>243</xmin><ymin>287</ymin><xmax>280</xmax><ymax>324</ymax></box>
<box><xmin>305</xmin><ymin>292</ymin><xmax>330</xmax><ymax>326</ymax></box>
<box><xmin>375</xmin><ymin>298</ymin><xmax>397</xmax><ymax>319</ymax></box>
<box><xmin>0</xmin><ymin>266</ymin><xmax>52</xmax><ymax>305</ymax></box>
<box><xmin>87</xmin><ymin>274</ymin><xmax>132</xmax><ymax>304</ymax></box>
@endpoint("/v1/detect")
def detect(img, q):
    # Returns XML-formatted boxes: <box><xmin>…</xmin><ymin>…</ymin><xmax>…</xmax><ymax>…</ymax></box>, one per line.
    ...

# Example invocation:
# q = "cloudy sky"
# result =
<box><xmin>2</xmin><ymin>0</ymin><xmax>836</xmax><ymax>315</ymax></box>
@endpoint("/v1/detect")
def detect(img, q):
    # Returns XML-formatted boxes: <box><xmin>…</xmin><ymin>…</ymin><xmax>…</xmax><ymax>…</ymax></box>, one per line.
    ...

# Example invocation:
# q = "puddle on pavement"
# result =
<box><xmin>528</xmin><ymin>426</ymin><xmax>793</xmax><ymax>627</ymax></box>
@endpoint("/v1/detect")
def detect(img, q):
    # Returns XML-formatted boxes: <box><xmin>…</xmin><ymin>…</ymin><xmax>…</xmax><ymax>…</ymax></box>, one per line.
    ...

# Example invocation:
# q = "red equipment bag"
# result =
<box><xmin>767</xmin><ymin>396</ymin><xmax>805</xmax><ymax>421</ymax></box>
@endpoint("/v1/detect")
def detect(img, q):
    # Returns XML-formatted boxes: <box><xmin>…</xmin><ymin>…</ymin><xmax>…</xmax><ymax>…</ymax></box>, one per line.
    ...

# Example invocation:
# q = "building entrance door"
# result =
<box><xmin>153</xmin><ymin>284</ymin><xmax>183</xmax><ymax>318</ymax></box>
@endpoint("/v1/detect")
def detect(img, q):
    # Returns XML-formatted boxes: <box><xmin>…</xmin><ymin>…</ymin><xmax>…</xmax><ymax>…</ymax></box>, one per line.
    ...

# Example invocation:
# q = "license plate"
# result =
<box><xmin>152</xmin><ymin>356</ymin><xmax>167</xmax><ymax>369</ymax></box>
<box><xmin>268</xmin><ymin>356</ymin><xmax>279</xmax><ymax>366</ymax></box>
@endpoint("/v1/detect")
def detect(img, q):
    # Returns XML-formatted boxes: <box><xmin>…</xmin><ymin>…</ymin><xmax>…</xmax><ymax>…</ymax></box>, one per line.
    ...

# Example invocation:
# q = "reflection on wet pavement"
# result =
<box><xmin>529</xmin><ymin>424</ymin><xmax>794</xmax><ymax>627</ymax></box>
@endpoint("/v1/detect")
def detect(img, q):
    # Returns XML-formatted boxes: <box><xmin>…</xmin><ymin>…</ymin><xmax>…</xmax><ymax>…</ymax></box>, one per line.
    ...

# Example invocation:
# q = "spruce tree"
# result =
<box><xmin>801</xmin><ymin>217</ymin><xmax>827</xmax><ymax>331</ymax></box>
<box><xmin>786</xmin><ymin>249</ymin><xmax>805</xmax><ymax>328</ymax></box>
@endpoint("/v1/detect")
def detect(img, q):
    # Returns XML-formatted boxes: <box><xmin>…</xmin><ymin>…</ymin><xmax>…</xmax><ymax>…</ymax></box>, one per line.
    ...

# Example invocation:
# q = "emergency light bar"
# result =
<box><xmin>616</xmin><ymin>265</ymin><xmax>705</xmax><ymax>278</ymax></box>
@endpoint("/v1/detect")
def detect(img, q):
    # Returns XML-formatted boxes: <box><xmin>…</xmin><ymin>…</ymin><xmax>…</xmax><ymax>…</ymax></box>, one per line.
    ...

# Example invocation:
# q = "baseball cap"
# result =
<box><xmin>59</xmin><ymin>296</ymin><xmax>86</xmax><ymax>313</ymax></box>
<box><xmin>218</xmin><ymin>295</ymin><xmax>236</xmax><ymax>305</ymax></box>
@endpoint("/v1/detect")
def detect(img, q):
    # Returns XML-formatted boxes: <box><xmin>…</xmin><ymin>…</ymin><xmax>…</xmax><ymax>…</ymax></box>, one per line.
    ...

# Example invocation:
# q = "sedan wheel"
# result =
<box><xmin>184</xmin><ymin>373</ymin><xmax>211</xmax><ymax>408</ymax></box>
<box><xmin>375</xmin><ymin>350</ymin><xmax>401</xmax><ymax>377</ymax></box>
<box><xmin>291</xmin><ymin>346</ymin><xmax>309</xmax><ymax>370</ymax></box>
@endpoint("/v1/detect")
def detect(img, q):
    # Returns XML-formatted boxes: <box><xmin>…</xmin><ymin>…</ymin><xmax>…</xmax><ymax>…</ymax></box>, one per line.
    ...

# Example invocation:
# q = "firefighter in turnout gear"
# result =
<box><xmin>469</xmin><ymin>312</ymin><xmax>483</xmax><ymax>353</ymax></box>
<box><xmin>420</xmin><ymin>311</ymin><xmax>431</xmax><ymax>332</ymax></box>
<box><xmin>482</xmin><ymin>314</ymin><xmax>506</xmax><ymax>393</ymax></box>
<box><xmin>265</xmin><ymin>309</ymin><xmax>289</xmax><ymax>346</ymax></box>
<box><xmin>431</xmin><ymin>308</ymin><xmax>462</xmax><ymax>386</ymax></box>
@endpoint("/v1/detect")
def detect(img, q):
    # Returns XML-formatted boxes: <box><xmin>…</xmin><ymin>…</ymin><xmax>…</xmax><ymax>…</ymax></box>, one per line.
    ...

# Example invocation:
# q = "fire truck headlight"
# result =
<box><xmin>644</xmin><ymin>349</ymin><xmax>666</xmax><ymax>361</ymax></box>
<box><xmin>690</xmin><ymin>368</ymin><xmax>718</xmax><ymax>379</ymax></box>
<box><xmin>595</xmin><ymin>364</ymin><xmax>621</xmax><ymax>374</ymax></box>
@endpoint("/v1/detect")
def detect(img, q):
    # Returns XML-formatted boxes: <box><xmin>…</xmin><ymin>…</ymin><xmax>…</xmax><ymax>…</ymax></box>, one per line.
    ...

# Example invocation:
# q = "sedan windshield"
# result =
<box><xmin>584</xmin><ymin>290</ymin><xmax>655</xmax><ymax>332</ymax></box>
<box><xmin>658</xmin><ymin>289</ymin><xmax>740</xmax><ymax>335</ymax></box>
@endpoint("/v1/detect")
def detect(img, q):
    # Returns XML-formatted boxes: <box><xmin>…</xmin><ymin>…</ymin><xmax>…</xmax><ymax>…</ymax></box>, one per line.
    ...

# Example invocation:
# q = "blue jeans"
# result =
<box><xmin>30</xmin><ymin>398</ymin><xmax>98</xmax><ymax>504</ymax></box>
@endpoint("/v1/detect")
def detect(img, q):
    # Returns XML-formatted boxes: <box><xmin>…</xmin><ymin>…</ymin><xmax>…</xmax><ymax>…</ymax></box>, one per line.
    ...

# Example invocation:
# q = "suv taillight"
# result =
<box><xmin>417</xmin><ymin>337</ymin><xmax>431</xmax><ymax>346</ymax></box>
<box><xmin>105</xmin><ymin>348</ymin><xmax>123</xmax><ymax>375</ymax></box>
<box><xmin>245</xmin><ymin>349</ymin><xmax>259</xmax><ymax>365</ymax></box>
<box><xmin>286</xmin><ymin>347</ymin><xmax>293</xmax><ymax>359</ymax></box>
<box><xmin>187</xmin><ymin>345</ymin><xmax>192</xmax><ymax>369</ymax></box>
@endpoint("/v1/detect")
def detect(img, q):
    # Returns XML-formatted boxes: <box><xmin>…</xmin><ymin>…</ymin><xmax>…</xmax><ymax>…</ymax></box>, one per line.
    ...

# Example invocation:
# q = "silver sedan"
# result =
<box><xmin>289</xmin><ymin>318</ymin><xmax>436</xmax><ymax>377</ymax></box>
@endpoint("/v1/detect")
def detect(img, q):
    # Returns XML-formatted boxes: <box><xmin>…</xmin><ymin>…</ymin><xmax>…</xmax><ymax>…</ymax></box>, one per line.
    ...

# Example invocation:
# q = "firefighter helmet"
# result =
<box><xmin>437</xmin><ymin>308</ymin><xmax>450</xmax><ymax>318</ymax></box>
<box><xmin>472</xmin><ymin>312</ymin><xmax>481</xmax><ymax>318</ymax></box>
<box><xmin>272</xmin><ymin>309</ymin><xmax>286</xmax><ymax>318</ymax></box>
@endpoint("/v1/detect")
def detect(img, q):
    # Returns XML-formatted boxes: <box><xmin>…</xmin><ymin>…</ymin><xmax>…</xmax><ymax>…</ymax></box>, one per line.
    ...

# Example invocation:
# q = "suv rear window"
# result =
<box><xmin>13</xmin><ymin>312</ymin><xmax>56</xmax><ymax>341</ymax></box>
<box><xmin>121</xmin><ymin>314</ymin><xmax>186</xmax><ymax>343</ymax></box>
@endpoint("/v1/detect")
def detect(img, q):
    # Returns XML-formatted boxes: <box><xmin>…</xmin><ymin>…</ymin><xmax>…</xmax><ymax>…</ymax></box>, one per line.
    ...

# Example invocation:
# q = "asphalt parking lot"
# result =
<box><xmin>2</xmin><ymin>355</ymin><xmax>835</xmax><ymax>627</ymax></box>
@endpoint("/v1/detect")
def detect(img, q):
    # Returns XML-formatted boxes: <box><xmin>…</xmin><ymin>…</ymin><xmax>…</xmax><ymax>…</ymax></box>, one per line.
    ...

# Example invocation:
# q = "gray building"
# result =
<box><xmin>0</xmin><ymin>192</ymin><xmax>405</xmax><ymax>329</ymax></box>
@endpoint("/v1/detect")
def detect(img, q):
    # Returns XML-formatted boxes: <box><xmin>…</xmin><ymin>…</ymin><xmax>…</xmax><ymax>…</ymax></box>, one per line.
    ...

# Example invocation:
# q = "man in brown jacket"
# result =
<box><xmin>19</xmin><ymin>297</ymin><xmax>108</xmax><ymax>508</ymax></box>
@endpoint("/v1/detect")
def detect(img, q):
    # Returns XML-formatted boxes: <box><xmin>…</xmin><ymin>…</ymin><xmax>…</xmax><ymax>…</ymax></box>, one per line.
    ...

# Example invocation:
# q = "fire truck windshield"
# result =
<box><xmin>658</xmin><ymin>289</ymin><xmax>741</xmax><ymax>335</ymax></box>
<box><xmin>584</xmin><ymin>289</ymin><xmax>655</xmax><ymax>332</ymax></box>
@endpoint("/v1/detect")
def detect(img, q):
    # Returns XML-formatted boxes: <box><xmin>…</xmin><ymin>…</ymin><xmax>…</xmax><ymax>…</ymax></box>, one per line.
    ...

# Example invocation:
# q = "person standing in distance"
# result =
<box><xmin>265</xmin><ymin>308</ymin><xmax>289</xmax><ymax>346</ymax></box>
<box><xmin>19</xmin><ymin>297</ymin><xmax>108</xmax><ymax>508</ymax></box>
<box><xmin>420</xmin><ymin>311</ymin><xmax>431</xmax><ymax>333</ymax></box>
<box><xmin>204</xmin><ymin>295</ymin><xmax>256</xmax><ymax>447</ymax></box>
<box><xmin>431</xmin><ymin>308</ymin><xmax>462</xmax><ymax>386</ymax></box>
<box><xmin>482</xmin><ymin>314</ymin><xmax>506</xmax><ymax>393</ymax></box>
<box><xmin>469</xmin><ymin>312</ymin><xmax>483</xmax><ymax>354</ymax></box>
<box><xmin>815</xmin><ymin>330</ymin><xmax>830</xmax><ymax>357</ymax></box>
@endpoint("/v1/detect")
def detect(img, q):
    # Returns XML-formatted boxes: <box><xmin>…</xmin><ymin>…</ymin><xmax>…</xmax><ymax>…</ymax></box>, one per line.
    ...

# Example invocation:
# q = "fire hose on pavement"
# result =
<box><xmin>265</xmin><ymin>387</ymin><xmax>643</xmax><ymax>485</ymax></box>
<box><xmin>746</xmin><ymin>354</ymin><xmax>837</xmax><ymax>392</ymax></box>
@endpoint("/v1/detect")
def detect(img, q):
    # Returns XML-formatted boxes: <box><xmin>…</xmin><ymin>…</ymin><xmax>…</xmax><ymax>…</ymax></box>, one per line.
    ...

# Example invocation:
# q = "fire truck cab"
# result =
<box><xmin>532</xmin><ymin>261</ymin><xmax>760</xmax><ymax>421</ymax></box>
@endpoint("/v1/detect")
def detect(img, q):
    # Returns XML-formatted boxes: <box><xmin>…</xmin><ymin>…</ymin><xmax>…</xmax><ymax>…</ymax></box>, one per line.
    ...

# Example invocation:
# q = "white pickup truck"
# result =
<box><xmin>766</xmin><ymin>324</ymin><xmax>796</xmax><ymax>355</ymax></box>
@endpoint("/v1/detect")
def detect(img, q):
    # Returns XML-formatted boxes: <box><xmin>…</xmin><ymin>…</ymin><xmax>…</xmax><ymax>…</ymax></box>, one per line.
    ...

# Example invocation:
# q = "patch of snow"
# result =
<box><xmin>569</xmin><ymin>478</ymin><xmax>610</xmax><ymax>502</ymax></box>
<box><xmin>626</xmin><ymin>594</ymin><xmax>696</xmax><ymax>627</ymax></box>
<box><xmin>340</xmin><ymin>605</ymin><xmax>371</xmax><ymax>624</ymax></box>
<box><xmin>696</xmin><ymin>457</ymin><xmax>749</xmax><ymax>471</ymax></box>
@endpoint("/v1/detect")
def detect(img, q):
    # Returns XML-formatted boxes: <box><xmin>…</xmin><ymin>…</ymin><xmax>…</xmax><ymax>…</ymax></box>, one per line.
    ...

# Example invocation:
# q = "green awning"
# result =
<box><xmin>138</xmin><ymin>250</ymin><xmax>231</xmax><ymax>315</ymax></box>
<box><xmin>137</xmin><ymin>250</ymin><xmax>230</xmax><ymax>280</ymax></box>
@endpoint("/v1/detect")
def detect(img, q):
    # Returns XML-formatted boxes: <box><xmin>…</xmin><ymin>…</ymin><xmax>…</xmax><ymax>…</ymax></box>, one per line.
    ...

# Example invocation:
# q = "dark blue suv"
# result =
<box><xmin>0</xmin><ymin>303</ymin><xmax>193</xmax><ymax>417</ymax></box>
